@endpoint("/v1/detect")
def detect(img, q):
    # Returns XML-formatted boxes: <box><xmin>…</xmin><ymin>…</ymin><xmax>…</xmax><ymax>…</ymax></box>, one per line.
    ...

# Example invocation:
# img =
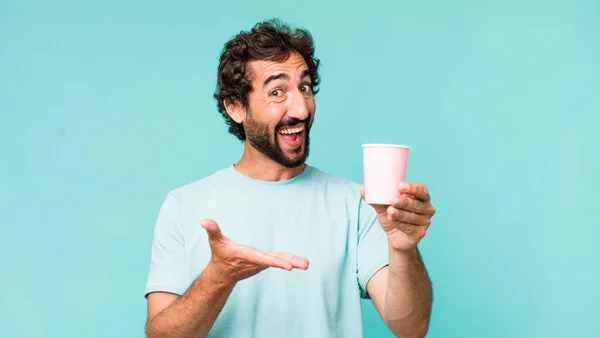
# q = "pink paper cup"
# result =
<box><xmin>362</xmin><ymin>144</ymin><xmax>410</xmax><ymax>205</ymax></box>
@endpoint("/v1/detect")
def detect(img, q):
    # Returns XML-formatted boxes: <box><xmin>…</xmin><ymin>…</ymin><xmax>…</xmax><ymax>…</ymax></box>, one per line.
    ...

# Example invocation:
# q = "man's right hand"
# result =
<box><xmin>200</xmin><ymin>219</ymin><xmax>309</xmax><ymax>285</ymax></box>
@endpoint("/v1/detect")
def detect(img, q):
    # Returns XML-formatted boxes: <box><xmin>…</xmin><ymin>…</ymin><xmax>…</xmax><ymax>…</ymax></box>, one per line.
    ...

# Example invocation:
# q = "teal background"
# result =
<box><xmin>1</xmin><ymin>0</ymin><xmax>599</xmax><ymax>337</ymax></box>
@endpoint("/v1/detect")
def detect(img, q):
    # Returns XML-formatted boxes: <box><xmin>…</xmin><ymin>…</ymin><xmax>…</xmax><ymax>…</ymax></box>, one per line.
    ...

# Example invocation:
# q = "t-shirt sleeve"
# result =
<box><xmin>356</xmin><ymin>196</ymin><xmax>390</xmax><ymax>299</ymax></box>
<box><xmin>144</xmin><ymin>192</ymin><xmax>189</xmax><ymax>297</ymax></box>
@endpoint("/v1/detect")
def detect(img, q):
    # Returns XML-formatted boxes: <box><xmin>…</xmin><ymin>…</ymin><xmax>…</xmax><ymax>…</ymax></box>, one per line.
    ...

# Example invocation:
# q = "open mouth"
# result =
<box><xmin>278</xmin><ymin>125</ymin><xmax>305</xmax><ymax>146</ymax></box>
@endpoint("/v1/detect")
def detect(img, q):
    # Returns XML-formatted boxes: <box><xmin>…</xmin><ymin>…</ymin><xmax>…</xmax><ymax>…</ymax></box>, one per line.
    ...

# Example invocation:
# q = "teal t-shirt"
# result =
<box><xmin>144</xmin><ymin>164</ymin><xmax>390</xmax><ymax>337</ymax></box>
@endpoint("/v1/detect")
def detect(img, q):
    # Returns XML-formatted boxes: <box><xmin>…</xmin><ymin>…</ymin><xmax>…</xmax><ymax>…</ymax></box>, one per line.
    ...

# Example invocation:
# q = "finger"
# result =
<box><xmin>257</xmin><ymin>251</ymin><xmax>295</xmax><ymax>271</ymax></box>
<box><xmin>240</xmin><ymin>246</ymin><xmax>294</xmax><ymax>271</ymax></box>
<box><xmin>403</xmin><ymin>195</ymin><xmax>436</xmax><ymax>217</ymax></box>
<box><xmin>271</xmin><ymin>252</ymin><xmax>310</xmax><ymax>270</ymax></box>
<box><xmin>388</xmin><ymin>219</ymin><xmax>427</xmax><ymax>237</ymax></box>
<box><xmin>201</xmin><ymin>219</ymin><xmax>224</xmax><ymax>241</ymax></box>
<box><xmin>398</xmin><ymin>182</ymin><xmax>430</xmax><ymax>202</ymax></box>
<box><xmin>387</xmin><ymin>206</ymin><xmax>431</xmax><ymax>226</ymax></box>
<box><xmin>391</xmin><ymin>196</ymin><xmax>432</xmax><ymax>215</ymax></box>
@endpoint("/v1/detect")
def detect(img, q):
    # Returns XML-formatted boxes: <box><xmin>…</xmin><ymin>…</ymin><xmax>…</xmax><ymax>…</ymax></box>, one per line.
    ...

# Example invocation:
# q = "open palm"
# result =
<box><xmin>201</xmin><ymin>219</ymin><xmax>309</xmax><ymax>284</ymax></box>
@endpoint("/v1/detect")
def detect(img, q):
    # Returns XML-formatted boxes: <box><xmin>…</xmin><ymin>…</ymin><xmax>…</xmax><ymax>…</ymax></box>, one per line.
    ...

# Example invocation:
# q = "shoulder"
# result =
<box><xmin>308</xmin><ymin>165</ymin><xmax>362</xmax><ymax>187</ymax></box>
<box><xmin>164</xmin><ymin>166</ymin><xmax>233</xmax><ymax>202</ymax></box>
<box><xmin>307</xmin><ymin>166</ymin><xmax>379</xmax><ymax>229</ymax></box>
<box><xmin>306</xmin><ymin>165</ymin><xmax>363</xmax><ymax>199</ymax></box>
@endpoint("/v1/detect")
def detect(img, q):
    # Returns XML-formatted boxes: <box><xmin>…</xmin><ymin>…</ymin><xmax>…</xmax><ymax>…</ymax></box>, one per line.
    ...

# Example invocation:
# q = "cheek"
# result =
<box><xmin>265</xmin><ymin>105</ymin><xmax>287</xmax><ymax>124</ymax></box>
<box><xmin>307</xmin><ymin>98</ymin><xmax>316</xmax><ymax>119</ymax></box>
<box><xmin>308</xmin><ymin>97</ymin><xmax>316</xmax><ymax>110</ymax></box>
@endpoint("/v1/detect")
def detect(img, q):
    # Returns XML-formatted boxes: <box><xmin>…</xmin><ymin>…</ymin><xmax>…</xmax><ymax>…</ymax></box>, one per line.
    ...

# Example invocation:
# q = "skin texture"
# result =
<box><xmin>145</xmin><ymin>51</ymin><xmax>436</xmax><ymax>338</ymax></box>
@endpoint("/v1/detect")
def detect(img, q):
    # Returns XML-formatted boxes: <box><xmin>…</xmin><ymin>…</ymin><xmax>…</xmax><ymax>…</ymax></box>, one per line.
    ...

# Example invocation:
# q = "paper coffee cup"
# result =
<box><xmin>362</xmin><ymin>144</ymin><xmax>410</xmax><ymax>205</ymax></box>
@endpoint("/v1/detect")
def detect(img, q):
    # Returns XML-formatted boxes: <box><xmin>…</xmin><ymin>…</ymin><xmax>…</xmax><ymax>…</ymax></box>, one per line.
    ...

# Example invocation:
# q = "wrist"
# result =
<box><xmin>204</xmin><ymin>260</ymin><xmax>237</xmax><ymax>289</ymax></box>
<box><xmin>387</xmin><ymin>237</ymin><xmax>419</xmax><ymax>257</ymax></box>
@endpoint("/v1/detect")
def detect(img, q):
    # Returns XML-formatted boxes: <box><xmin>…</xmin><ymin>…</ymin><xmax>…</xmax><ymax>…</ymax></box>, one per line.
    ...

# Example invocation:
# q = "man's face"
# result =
<box><xmin>242</xmin><ymin>52</ymin><xmax>316</xmax><ymax>168</ymax></box>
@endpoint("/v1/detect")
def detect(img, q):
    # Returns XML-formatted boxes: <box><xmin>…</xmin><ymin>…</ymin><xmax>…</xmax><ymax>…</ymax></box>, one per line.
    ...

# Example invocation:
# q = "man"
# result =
<box><xmin>144</xmin><ymin>19</ymin><xmax>436</xmax><ymax>338</ymax></box>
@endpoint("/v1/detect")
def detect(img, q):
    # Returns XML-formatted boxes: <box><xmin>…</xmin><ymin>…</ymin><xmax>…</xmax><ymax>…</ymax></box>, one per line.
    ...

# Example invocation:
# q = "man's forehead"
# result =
<box><xmin>249</xmin><ymin>53</ymin><xmax>309</xmax><ymax>81</ymax></box>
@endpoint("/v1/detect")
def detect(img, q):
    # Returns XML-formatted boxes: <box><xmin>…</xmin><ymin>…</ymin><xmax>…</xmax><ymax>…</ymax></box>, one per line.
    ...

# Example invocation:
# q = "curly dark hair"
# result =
<box><xmin>213</xmin><ymin>19</ymin><xmax>321</xmax><ymax>141</ymax></box>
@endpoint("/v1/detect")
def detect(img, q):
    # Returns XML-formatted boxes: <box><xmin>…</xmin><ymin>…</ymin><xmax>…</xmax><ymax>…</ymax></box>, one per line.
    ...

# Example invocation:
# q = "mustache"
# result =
<box><xmin>276</xmin><ymin>117</ymin><xmax>310</xmax><ymax>130</ymax></box>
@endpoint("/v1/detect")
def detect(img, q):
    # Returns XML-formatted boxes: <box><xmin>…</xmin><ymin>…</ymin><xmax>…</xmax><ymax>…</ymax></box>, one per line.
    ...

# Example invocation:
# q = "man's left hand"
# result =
<box><xmin>361</xmin><ymin>182</ymin><xmax>436</xmax><ymax>252</ymax></box>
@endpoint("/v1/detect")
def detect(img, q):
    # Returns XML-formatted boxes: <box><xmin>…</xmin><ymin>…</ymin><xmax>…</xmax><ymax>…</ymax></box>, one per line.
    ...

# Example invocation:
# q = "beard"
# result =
<box><xmin>243</xmin><ymin>113</ymin><xmax>311</xmax><ymax>168</ymax></box>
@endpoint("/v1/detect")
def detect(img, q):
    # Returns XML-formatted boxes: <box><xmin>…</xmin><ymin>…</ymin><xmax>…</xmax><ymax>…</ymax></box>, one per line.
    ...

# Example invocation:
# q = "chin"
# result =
<box><xmin>281</xmin><ymin>161</ymin><xmax>305</xmax><ymax>169</ymax></box>
<box><xmin>281</xmin><ymin>151</ymin><xmax>308</xmax><ymax>168</ymax></box>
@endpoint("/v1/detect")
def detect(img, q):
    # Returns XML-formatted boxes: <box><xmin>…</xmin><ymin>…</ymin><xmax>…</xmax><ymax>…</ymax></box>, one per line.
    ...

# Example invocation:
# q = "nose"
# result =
<box><xmin>286</xmin><ymin>88</ymin><xmax>310</xmax><ymax>121</ymax></box>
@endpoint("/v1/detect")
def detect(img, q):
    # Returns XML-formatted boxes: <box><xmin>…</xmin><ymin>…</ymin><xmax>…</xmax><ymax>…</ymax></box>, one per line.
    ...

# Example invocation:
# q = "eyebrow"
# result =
<box><xmin>300</xmin><ymin>69</ymin><xmax>311</xmax><ymax>80</ymax></box>
<box><xmin>263</xmin><ymin>73</ymin><xmax>289</xmax><ymax>87</ymax></box>
<box><xmin>263</xmin><ymin>69</ymin><xmax>311</xmax><ymax>87</ymax></box>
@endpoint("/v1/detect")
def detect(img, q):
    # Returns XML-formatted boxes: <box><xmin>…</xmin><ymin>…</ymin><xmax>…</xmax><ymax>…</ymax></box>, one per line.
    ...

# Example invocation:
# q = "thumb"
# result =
<box><xmin>201</xmin><ymin>219</ymin><xmax>224</xmax><ymax>241</ymax></box>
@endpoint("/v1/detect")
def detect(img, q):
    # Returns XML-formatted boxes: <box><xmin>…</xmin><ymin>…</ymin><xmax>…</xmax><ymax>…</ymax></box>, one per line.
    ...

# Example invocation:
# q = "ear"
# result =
<box><xmin>223</xmin><ymin>99</ymin><xmax>246</xmax><ymax>124</ymax></box>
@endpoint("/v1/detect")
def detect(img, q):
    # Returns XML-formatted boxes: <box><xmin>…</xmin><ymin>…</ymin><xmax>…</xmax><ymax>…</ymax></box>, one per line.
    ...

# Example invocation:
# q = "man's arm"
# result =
<box><xmin>146</xmin><ymin>263</ymin><xmax>235</xmax><ymax>338</ymax></box>
<box><xmin>145</xmin><ymin>219</ymin><xmax>309</xmax><ymax>338</ymax></box>
<box><xmin>359</xmin><ymin>181</ymin><xmax>436</xmax><ymax>338</ymax></box>
<box><xmin>367</xmin><ymin>247</ymin><xmax>432</xmax><ymax>338</ymax></box>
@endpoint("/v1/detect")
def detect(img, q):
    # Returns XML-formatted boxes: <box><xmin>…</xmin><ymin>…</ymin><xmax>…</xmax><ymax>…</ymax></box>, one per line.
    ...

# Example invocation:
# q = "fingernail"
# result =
<box><xmin>400</xmin><ymin>182</ymin><xmax>409</xmax><ymax>191</ymax></box>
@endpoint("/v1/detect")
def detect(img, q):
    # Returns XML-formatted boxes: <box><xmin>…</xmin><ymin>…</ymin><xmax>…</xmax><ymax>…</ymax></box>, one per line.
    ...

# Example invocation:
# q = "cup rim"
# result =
<box><xmin>361</xmin><ymin>143</ymin><xmax>410</xmax><ymax>149</ymax></box>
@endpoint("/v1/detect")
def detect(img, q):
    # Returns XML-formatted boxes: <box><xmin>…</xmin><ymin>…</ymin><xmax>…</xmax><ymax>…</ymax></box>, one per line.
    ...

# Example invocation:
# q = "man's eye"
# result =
<box><xmin>301</xmin><ymin>84</ymin><xmax>311</xmax><ymax>92</ymax></box>
<box><xmin>270</xmin><ymin>89</ymin><xmax>284</xmax><ymax>96</ymax></box>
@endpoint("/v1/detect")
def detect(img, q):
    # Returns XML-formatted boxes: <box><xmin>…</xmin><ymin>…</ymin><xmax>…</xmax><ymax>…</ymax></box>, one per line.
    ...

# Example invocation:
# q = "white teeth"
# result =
<box><xmin>279</xmin><ymin>125</ymin><xmax>304</xmax><ymax>135</ymax></box>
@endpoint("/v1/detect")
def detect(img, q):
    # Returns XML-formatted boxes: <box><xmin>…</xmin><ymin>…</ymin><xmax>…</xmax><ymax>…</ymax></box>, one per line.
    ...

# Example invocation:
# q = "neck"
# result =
<box><xmin>233</xmin><ymin>142</ymin><xmax>306</xmax><ymax>182</ymax></box>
